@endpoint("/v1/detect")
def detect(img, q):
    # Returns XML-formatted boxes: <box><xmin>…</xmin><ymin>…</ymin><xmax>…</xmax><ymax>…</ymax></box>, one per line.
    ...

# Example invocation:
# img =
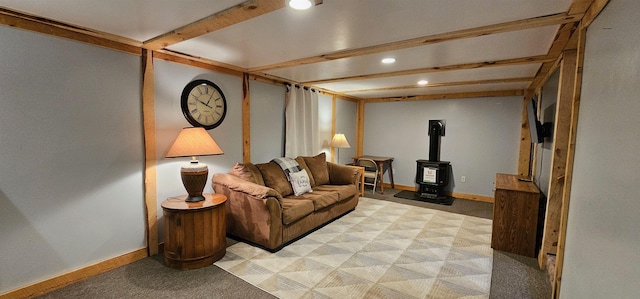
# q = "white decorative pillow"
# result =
<box><xmin>290</xmin><ymin>169</ymin><xmax>312</xmax><ymax>196</ymax></box>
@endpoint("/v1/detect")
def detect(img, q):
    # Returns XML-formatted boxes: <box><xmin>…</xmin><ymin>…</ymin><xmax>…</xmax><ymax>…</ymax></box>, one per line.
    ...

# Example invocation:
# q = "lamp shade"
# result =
<box><xmin>330</xmin><ymin>133</ymin><xmax>351</xmax><ymax>149</ymax></box>
<box><xmin>166</xmin><ymin>127</ymin><xmax>223</xmax><ymax>158</ymax></box>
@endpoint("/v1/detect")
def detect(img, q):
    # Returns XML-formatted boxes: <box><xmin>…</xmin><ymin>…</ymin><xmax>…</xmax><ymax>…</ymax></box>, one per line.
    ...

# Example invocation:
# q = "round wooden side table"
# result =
<box><xmin>161</xmin><ymin>193</ymin><xmax>227</xmax><ymax>270</ymax></box>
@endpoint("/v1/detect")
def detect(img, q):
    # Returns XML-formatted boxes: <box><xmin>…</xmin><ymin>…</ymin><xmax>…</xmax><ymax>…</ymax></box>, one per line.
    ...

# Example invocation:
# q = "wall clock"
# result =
<box><xmin>180</xmin><ymin>79</ymin><xmax>227</xmax><ymax>130</ymax></box>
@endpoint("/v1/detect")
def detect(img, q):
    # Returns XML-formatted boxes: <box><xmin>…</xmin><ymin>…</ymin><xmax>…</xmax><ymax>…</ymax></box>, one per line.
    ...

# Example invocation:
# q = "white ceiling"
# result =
<box><xmin>0</xmin><ymin>0</ymin><xmax>577</xmax><ymax>99</ymax></box>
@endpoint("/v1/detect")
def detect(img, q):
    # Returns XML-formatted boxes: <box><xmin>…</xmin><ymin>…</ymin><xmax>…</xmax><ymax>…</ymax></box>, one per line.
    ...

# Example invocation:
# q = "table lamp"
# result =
<box><xmin>330</xmin><ymin>133</ymin><xmax>351</xmax><ymax>163</ymax></box>
<box><xmin>166</xmin><ymin>127</ymin><xmax>224</xmax><ymax>202</ymax></box>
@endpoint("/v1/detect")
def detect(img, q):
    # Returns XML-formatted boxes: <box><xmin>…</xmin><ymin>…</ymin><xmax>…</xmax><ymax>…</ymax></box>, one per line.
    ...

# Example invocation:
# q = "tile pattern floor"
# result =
<box><xmin>215</xmin><ymin>197</ymin><xmax>493</xmax><ymax>298</ymax></box>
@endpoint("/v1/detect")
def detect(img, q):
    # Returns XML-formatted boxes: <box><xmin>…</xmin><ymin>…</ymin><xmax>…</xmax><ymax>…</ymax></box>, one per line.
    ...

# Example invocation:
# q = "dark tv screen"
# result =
<box><xmin>527</xmin><ymin>97</ymin><xmax>544</xmax><ymax>143</ymax></box>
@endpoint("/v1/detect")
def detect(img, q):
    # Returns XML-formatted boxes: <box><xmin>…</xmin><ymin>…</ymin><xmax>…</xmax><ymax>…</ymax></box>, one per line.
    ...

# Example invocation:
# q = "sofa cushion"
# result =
<box><xmin>229</xmin><ymin>162</ymin><xmax>253</xmax><ymax>183</ymax></box>
<box><xmin>302</xmin><ymin>153</ymin><xmax>329</xmax><ymax>186</ymax></box>
<box><xmin>229</xmin><ymin>162</ymin><xmax>264</xmax><ymax>186</ymax></box>
<box><xmin>295</xmin><ymin>156</ymin><xmax>316</xmax><ymax>187</ymax></box>
<box><xmin>291</xmin><ymin>190</ymin><xmax>340</xmax><ymax>211</ymax></box>
<box><xmin>314</xmin><ymin>184</ymin><xmax>358</xmax><ymax>202</ymax></box>
<box><xmin>280</xmin><ymin>198</ymin><xmax>314</xmax><ymax>225</ymax></box>
<box><xmin>244</xmin><ymin>163</ymin><xmax>265</xmax><ymax>186</ymax></box>
<box><xmin>256</xmin><ymin>161</ymin><xmax>293</xmax><ymax>197</ymax></box>
<box><xmin>212</xmin><ymin>173</ymin><xmax>281</xmax><ymax>199</ymax></box>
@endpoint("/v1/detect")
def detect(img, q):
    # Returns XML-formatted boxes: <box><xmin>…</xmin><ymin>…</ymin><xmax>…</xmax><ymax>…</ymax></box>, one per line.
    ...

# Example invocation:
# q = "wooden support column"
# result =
<box><xmin>330</xmin><ymin>95</ymin><xmax>337</xmax><ymax>162</ymax></box>
<box><xmin>242</xmin><ymin>73</ymin><xmax>251</xmax><ymax>163</ymax></box>
<box><xmin>355</xmin><ymin>100</ymin><xmax>365</xmax><ymax>157</ymax></box>
<box><xmin>552</xmin><ymin>25</ymin><xmax>586</xmax><ymax>299</ymax></box>
<box><xmin>141</xmin><ymin>49</ymin><xmax>158</xmax><ymax>256</ymax></box>
<box><xmin>538</xmin><ymin>49</ymin><xmax>578</xmax><ymax>268</ymax></box>
<box><xmin>517</xmin><ymin>89</ymin><xmax>535</xmax><ymax>177</ymax></box>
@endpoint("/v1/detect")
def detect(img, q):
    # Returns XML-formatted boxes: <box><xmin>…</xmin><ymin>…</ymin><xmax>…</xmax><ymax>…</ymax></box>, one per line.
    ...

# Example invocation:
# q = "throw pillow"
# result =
<box><xmin>229</xmin><ymin>162</ymin><xmax>253</xmax><ymax>182</ymax></box>
<box><xmin>302</xmin><ymin>152</ymin><xmax>330</xmax><ymax>186</ymax></box>
<box><xmin>295</xmin><ymin>156</ymin><xmax>316</xmax><ymax>187</ymax></box>
<box><xmin>256</xmin><ymin>161</ymin><xmax>294</xmax><ymax>197</ymax></box>
<box><xmin>290</xmin><ymin>169</ymin><xmax>313</xmax><ymax>196</ymax></box>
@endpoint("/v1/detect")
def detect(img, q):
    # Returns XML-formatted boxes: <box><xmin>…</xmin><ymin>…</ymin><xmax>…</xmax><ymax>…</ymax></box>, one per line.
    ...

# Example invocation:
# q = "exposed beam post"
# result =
<box><xmin>517</xmin><ymin>89</ymin><xmax>535</xmax><ymax>177</ymax></box>
<box><xmin>356</xmin><ymin>100</ymin><xmax>365</xmax><ymax>158</ymax></box>
<box><xmin>141</xmin><ymin>49</ymin><xmax>158</xmax><ymax>256</ymax></box>
<box><xmin>538</xmin><ymin>49</ymin><xmax>578</xmax><ymax>268</ymax></box>
<box><xmin>552</xmin><ymin>25</ymin><xmax>586</xmax><ymax>299</ymax></box>
<box><xmin>331</xmin><ymin>95</ymin><xmax>337</xmax><ymax>163</ymax></box>
<box><xmin>242</xmin><ymin>73</ymin><xmax>251</xmax><ymax>163</ymax></box>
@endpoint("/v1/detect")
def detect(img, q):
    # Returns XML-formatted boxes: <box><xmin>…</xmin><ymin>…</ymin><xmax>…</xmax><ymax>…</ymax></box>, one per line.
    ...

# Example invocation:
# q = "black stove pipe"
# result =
<box><xmin>428</xmin><ymin>120</ymin><xmax>445</xmax><ymax>161</ymax></box>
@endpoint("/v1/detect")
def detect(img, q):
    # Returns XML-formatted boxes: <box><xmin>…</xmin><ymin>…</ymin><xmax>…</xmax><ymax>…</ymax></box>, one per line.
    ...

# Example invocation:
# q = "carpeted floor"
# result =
<box><xmin>36</xmin><ymin>188</ymin><xmax>551</xmax><ymax>299</ymax></box>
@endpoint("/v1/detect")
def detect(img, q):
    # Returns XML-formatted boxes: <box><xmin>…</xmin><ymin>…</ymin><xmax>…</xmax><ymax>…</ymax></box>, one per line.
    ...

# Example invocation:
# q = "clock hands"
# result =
<box><xmin>197</xmin><ymin>99</ymin><xmax>213</xmax><ymax>109</ymax></box>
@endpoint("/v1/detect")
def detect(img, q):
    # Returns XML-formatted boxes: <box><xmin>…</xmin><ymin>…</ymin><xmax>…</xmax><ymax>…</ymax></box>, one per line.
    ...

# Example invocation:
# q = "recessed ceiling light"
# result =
<box><xmin>381</xmin><ymin>58</ymin><xmax>396</xmax><ymax>64</ymax></box>
<box><xmin>417</xmin><ymin>80</ymin><xmax>429</xmax><ymax>85</ymax></box>
<box><xmin>288</xmin><ymin>0</ymin><xmax>312</xmax><ymax>10</ymax></box>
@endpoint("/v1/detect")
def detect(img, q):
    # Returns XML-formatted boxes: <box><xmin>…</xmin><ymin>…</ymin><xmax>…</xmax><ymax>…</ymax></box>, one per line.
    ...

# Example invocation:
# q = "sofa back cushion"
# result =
<box><xmin>229</xmin><ymin>162</ymin><xmax>265</xmax><ymax>186</ymax></box>
<box><xmin>256</xmin><ymin>161</ymin><xmax>293</xmax><ymax>197</ymax></box>
<box><xmin>301</xmin><ymin>153</ymin><xmax>330</xmax><ymax>186</ymax></box>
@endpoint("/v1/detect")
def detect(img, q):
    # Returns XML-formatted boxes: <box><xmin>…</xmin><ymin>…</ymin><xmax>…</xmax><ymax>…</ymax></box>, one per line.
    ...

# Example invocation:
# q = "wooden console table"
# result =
<box><xmin>352</xmin><ymin>155</ymin><xmax>395</xmax><ymax>194</ymax></box>
<box><xmin>161</xmin><ymin>193</ymin><xmax>227</xmax><ymax>270</ymax></box>
<box><xmin>491</xmin><ymin>173</ymin><xmax>540</xmax><ymax>257</ymax></box>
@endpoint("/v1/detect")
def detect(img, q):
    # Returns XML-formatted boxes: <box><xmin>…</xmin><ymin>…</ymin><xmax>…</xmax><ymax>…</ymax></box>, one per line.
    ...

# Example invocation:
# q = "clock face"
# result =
<box><xmin>180</xmin><ymin>79</ymin><xmax>227</xmax><ymax>130</ymax></box>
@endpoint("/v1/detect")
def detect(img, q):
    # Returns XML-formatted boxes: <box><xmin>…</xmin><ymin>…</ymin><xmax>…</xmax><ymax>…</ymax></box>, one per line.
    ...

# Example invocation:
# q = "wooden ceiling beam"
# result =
<box><xmin>528</xmin><ymin>22</ymin><xmax>578</xmax><ymax>90</ymax></box>
<box><xmin>364</xmin><ymin>89</ymin><xmax>524</xmax><ymax>103</ymax></box>
<box><xmin>152</xmin><ymin>49</ymin><xmax>363</xmax><ymax>102</ymax></box>
<box><xmin>343</xmin><ymin>77</ymin><xmax>533</xmax><ymax>94</ymax></box>
<box><xmin>303</xmin><ymin>55</ymin><xmax>554</xmax><ymax>85</ymax></box>
<box><xmin>0</xmin><ymin>7</ymin><xmax>141</xmax><ymax>55</ymax></box>
<box><xmin>143</xmin><ymin>0</ymin><xmax>285</xmax><ymax>50</ymax></box>
<box><xmin>580</xmin><ymin>0</ymin><xmax>611</xmax><ymax>29</ymax></box>
<box><xmin>568</xmin><ymin>0</ymin><xmax>597</xmax><ymax>14</ymax></box>
<box><xmin>153</xmin><ymin>49</ymin><xmax>245</xmax><ymax>77</ymax></box>
<box><xmin>529</xmin><ymin>0</ymin><xmax>611</xmax><ymax>90</ymax></box>
<box><xmin>249</xmin><ymin>12</ymin><xmax>582</xmax><ymax>72</ymax></box>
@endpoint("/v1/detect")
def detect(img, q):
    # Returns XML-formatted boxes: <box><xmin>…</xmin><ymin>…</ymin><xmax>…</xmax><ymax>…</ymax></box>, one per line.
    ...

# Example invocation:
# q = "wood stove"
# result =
<box><xmin>414</xmin><ymin>120</ymin><xmax>453</xmax><ymax>204</ymax></box>
<box><xmin>416</xmin><ymin>160</ymin><xmax>451</xmax><ymax>199</ymax></box>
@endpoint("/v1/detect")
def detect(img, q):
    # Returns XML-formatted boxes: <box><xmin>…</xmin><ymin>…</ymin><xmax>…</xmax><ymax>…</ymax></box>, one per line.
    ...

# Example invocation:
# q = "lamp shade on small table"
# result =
<box><xmin>166</xmin><ymin>127</ymin><xmax>223</xmax><ymax>202</ymax></box>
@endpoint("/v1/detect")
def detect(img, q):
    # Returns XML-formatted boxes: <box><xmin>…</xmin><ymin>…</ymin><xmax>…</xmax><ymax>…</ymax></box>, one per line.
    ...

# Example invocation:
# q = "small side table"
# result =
<box><xmin>161</xmin><ymin>193</ymin><xmax>227</xmax><ymax>270</ymax></box>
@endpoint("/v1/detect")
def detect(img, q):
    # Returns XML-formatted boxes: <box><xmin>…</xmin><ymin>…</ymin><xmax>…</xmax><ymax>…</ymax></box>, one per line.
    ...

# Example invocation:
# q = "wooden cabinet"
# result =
<box><xmin>491</xmin><ymin>173</ymin><xmax>540</xmax><ymax>257</ymax></box>
<box><xmin>162</xmin><ymin>194</ymin><xmax>227</xmax><ymax>270</ymax></box>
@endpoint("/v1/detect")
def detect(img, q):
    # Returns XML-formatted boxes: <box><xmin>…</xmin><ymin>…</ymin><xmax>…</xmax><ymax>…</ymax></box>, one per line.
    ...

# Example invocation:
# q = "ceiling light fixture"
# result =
<box><xmin>288</xmin><ymin>0</ymin><xmax>313</xmax><ymax>10</ymax></box>
<box><xmin>417</xmin><ymin>80</ymin><xmax>429</xmax><ymax>85</ymax></box>
<box><xmin>381</xmin><ymin>58</ymin><xmax>396</xmax><ymax>64</ymax></box>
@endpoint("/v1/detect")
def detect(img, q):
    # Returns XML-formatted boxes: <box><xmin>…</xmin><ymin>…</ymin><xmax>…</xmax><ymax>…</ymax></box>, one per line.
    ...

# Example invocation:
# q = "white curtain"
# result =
<box><xmin>285</xmin><ymin>85</ymin><xmax>319</xmax><ymax>157</ymax></box>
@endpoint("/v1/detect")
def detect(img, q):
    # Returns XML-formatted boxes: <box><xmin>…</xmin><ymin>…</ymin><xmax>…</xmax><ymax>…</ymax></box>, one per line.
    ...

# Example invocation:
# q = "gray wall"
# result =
<box><xmin>561</xmin><ymin>1</ymin><xmax>640</xmax><ymax>297</ymax></box>
<box><xmin>334</xmin><ymin>98</ymin><xmax>358</xmax><ymax>164</ymax></box>
<box><xmin>0</xmin><ymin>27</ymin><xmax>144</xmax><ymax>293</ymax></box>
<box><xmin>249</xmin><ymin>81</ymin><xmax>286</xmax><ymax>163</ymax></box>
<box><xmin>364</xmin><ymin>97</ymin><xmax>523</xmax><ymax>197</ymax></box>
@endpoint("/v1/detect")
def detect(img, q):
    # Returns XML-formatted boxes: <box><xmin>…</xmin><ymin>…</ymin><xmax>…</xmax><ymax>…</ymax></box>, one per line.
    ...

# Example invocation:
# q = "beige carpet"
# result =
<box><xmin>215</xmin><ymin>197</ymin><xmax>493</xmax><ymax>298</ymax></box>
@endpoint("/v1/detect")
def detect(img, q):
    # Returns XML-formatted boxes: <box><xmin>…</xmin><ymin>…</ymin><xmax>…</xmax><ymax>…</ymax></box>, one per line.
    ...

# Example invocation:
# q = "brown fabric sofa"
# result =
<box><xmin>212</xmin><ymin>153</ymin><xmax>360</xmax><ymax>251</ymax></box>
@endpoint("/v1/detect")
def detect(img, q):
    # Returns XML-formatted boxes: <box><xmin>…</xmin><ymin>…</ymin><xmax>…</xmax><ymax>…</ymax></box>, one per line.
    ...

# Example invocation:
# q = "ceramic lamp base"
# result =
<box><xmin>180</xmin><ymin>162</ymin><xmax>208</xmax><ymax>202</ymax></box>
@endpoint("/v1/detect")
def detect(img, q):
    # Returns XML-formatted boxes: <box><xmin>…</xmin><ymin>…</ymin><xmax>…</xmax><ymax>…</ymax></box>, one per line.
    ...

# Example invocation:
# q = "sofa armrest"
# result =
<box><xmin>212</xmin><ymin>173</ymin><xmax>282</xmax><ymax>199</ymax></box>
<box><xmin>212</xmin><ymin>173</ymin><xmax>284</xmax><ymax>249</ymax></box>
<box><xmin>327</xmin><ymin>162</ymin><xmax>361</xmax><ymax>185</ymax></box>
